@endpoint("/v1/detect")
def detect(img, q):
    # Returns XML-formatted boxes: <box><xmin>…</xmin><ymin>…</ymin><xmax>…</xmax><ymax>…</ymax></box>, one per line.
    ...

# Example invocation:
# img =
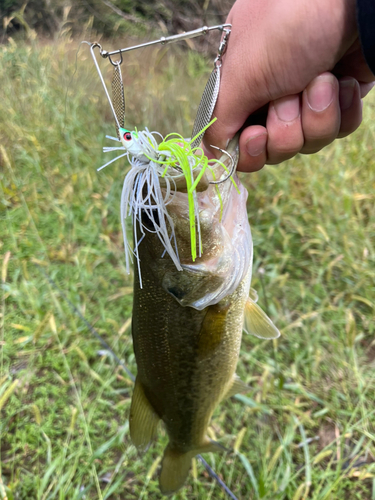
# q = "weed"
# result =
<box><xmin>0</xmin><ymin>38</ymin><xmax>374</xmax><ymax>499</ymax></box>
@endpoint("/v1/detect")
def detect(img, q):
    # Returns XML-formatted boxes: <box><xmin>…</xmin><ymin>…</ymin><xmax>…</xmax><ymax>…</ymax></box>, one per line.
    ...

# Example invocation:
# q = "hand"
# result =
<box><xmin>203</xmin><ymin>0</ymin><xmax>375</xmax><ymax>172</ymax></box>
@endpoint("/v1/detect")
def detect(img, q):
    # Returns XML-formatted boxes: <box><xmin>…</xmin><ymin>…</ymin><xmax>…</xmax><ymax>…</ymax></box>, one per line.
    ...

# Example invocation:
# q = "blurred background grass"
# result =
<box><xmin>1</xmin><ymin>8</ymin><xmax>375</xmax><ymax>500</ymax></box>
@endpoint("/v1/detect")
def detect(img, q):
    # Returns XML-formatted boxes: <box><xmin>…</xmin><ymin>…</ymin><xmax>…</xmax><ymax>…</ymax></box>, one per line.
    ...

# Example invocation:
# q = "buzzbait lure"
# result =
<box><xmin>88</xmin><ymin>25</ymin><xmax>236</xmax><ymax>285</ymax></box>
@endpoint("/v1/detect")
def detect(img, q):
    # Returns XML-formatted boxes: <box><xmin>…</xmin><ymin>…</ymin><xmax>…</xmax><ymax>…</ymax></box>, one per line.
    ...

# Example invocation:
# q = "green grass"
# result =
<box><xmin>1</xmin><ymin>37</ymin><xmax>375</xmax><ymax>500</ymax></box>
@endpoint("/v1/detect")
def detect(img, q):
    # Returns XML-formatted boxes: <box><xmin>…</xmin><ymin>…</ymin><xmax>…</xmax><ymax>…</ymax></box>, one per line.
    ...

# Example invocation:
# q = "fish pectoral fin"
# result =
<box><xmin>249</xmin><ymin>287</ymin><xmax>259</xmax><ymax>303</ymax></box>
<box><xmin>129</xmin><ymin>378</ymin><xmax>160</xmax><ymax>452</ymax></box>
<box><xmin>224</xmin><ymin>374</ymin><xmax>249</xmax><ymax>399</ymax></box>
<box><xmin>243</xmin><ymin>298</ymin><xmax>280</xmax><ymax>339</ymax></box>
<box><xmin>159</xmin><ymin>440</ymin><xmax>224</xmax><ymax>495</ymax></box>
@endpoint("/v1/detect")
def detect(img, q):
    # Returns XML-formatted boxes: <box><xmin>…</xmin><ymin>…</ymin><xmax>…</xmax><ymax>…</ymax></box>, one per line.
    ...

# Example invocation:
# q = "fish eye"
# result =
<box><xmin>123</xmin><ymin>132</ymin><xmax>132</xmax><ymax>141</ymax></box>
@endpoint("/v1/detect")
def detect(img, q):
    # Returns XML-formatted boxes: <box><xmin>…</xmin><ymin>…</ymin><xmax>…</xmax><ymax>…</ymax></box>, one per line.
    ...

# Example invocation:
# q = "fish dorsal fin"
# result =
<box><xmin>243</xmin><ymin>298</ymin><xmax>280</xmax><ymax>339</ymax></box>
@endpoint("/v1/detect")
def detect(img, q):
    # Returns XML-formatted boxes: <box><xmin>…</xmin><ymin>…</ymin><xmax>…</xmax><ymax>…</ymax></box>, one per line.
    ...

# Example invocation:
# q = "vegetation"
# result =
<box><xmin>1</xmin><ymin>0</ymin><xmax>233</xmax><ymax>43</ymax></box>
<box><xmin>1</xmin><ymin>36</ymin><xmax>375</xmax><ymax>499</ymax></box>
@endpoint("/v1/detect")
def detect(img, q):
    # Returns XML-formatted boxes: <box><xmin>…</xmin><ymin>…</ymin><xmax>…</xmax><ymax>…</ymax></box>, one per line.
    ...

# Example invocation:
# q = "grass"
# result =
<box><xmin>0</xmin><ymin>35</ymin><xmax>375</xmax><ymax>500</ymax></box>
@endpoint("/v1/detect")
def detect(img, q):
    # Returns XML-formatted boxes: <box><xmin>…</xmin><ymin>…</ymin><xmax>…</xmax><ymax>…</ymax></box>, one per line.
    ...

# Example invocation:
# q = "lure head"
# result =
<box><xmin>119</xmin><ymin>127</ymin><xmax>142</xmax><ymax>157</ymax></box>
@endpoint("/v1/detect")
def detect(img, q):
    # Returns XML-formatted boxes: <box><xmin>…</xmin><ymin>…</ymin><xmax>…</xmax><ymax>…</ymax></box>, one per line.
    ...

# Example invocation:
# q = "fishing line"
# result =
<box><xmin>198</xmin><ymin>456</ymin><xmax>239</xmax><ymax>500</ymax></box>
<box><xmin>36</xmin><ymin>264</ymin><xmax>240</xmax><ymax>499</ymax></box>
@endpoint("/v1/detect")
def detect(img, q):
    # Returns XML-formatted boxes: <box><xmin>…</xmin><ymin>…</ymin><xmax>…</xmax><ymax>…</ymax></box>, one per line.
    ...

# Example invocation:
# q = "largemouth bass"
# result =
<box><xmin>129</xmin><ymin>137</ymin><xmax>279</xmax><ymax>495</ymax></box>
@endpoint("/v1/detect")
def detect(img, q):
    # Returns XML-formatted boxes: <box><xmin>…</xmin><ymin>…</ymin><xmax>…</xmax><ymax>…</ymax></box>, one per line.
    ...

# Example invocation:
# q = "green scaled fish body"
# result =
<box><xmin>129</xmin><ymin>137</ymin><xmax>279</xmax><ymax>494</ymax></box>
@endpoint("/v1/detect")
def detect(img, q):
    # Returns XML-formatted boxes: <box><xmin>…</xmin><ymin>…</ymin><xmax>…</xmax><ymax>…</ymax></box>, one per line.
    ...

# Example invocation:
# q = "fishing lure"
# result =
<box><xmin>89</xmin><ymin>25</ymin><xmax>235</xmax><ymax>284</ymax></box>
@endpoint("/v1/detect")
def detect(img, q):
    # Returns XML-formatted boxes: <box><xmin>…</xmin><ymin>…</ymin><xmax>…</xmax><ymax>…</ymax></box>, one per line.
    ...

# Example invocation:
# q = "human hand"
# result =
<box><xmin>203</xmin><ymin>0</ymin><xmax>375</xmax><ymax>172</ymax></box>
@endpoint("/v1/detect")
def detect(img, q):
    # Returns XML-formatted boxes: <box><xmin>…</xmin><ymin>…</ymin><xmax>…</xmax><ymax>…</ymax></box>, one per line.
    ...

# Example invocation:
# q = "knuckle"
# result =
<box><xmin>268</xmin><ymin>133</ymin><xmax>304</xmax><ymax>157</ymax></box>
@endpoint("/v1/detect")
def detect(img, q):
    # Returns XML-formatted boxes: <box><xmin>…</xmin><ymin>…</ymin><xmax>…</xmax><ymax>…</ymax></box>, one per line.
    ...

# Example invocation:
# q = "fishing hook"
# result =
<box><xmin>209</xmin><ymin>145</ymin><xmax>236</xmax><ymax>185</ymax></box>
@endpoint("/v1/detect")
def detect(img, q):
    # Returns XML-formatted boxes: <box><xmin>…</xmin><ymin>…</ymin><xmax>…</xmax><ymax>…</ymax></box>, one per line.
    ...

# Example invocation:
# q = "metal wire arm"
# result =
<box><xmin>96</xmin><ymin>24</ymin><xmax>232</xmax><ymax>59</ymax></box>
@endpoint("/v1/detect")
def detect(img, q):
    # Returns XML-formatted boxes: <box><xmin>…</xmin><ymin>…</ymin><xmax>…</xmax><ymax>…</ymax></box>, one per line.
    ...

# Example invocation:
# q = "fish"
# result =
<box><xmin>128</xmin><ymin>135</ymin><xmax>280</xmax><ymax>495</ymax></box>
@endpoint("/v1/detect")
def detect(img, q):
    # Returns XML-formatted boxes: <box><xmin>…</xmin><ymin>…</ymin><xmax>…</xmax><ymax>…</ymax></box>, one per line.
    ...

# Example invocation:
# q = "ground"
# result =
<box><xmin>1</xmin><ymin>38</ymin><xmax>374</xmax><ymax>500</ymax></box>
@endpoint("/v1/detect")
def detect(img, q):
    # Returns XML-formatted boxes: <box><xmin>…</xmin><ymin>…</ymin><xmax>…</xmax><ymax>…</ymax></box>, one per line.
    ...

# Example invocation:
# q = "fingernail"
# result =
<box><xmin>339</xmin><ymin>78</ymin><xmax>355</xmax><ymax>110</ymax></box>
<box><xmin>274</xmin><ymin>95</ymin><xmax>300</xmax><ymax>122</ymax></box>
<box><xmin>245</xmin><ymin>134</ymin><xmax>267</xmax><ymax>157</ymax></box>
<box><xmin>306</xmin><ymin>74</ymin><xmax>335</xmax><ymax>112</ymax></box>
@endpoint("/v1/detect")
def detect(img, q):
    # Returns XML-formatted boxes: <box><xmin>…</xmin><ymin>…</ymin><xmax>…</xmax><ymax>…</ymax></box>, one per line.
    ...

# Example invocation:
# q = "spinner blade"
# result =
<box><xmin>112</xmin><ymin>62</ymin><xmax>125</xmax><ymax>139</ymax></box>
<box><xmin>190</xmin><ymin>66</ymin><xmax>220</xmax><ymax>150</ymax></box>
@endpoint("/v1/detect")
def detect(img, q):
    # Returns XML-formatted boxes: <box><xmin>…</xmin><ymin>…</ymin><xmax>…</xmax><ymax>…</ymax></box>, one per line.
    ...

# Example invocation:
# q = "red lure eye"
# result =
<box><xmin>123</xmin><ymin>132</ymin><xmax>132</xmax><ymax>141</ymax></box>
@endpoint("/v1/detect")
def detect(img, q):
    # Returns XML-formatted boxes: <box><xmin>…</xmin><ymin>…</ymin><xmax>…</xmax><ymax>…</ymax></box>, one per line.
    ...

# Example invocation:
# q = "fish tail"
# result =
<box><xmin>159</xmin><ymin>440</ymin><xmax>223</xmax><ymax>495</ymax></box>
<box><xmin>159</xmin><ymin>446</ymin><xmax>193</xmax><ymax>495</ymax></box>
